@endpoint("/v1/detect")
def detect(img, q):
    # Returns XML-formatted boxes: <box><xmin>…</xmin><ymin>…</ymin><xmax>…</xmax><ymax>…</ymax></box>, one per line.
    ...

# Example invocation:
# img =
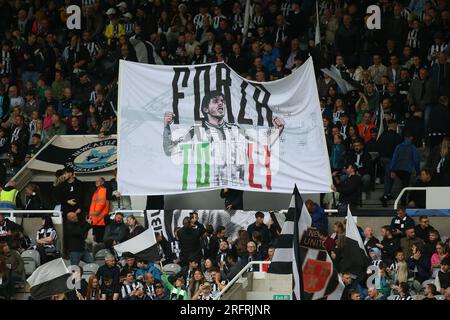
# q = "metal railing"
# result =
<box><xmin>1</xmin><ymin>210</ymin><xmax>63</xmax><ymax>224</ymax></box>
<box><xmin>214</xmin><ymin>261</ymin><xmax>272</xmax><ymax>300</ymax></box>
<box><xmin>393</xmin><ymin>187</ymin><xmax>427</xmax><ymax>209</ymax></box>
<box><xmin>112</xmin><ymin>209</ymin><xmax>145</xmax><ymax>217</ymax></box>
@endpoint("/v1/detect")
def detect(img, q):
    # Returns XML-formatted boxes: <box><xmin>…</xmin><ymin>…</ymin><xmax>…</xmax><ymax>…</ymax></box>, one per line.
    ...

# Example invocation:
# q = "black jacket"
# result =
<box><xmin>380</xmin><ymin>237</ymin><xmax>400</xmax><ymax>265</ymax></box>
<box><xmin>0</xmin><ymin>218</ymin><xmax>22</xmax><ymax>234</ymax></box>
<box><xmin>65</xmin><ymin>279</ymin><xmax>88</xmax><ymax>300</ymax></box>
<box><xmin>58</xmin><ymin>178</ymin><xmax>85</xmax><ymax>215</ymax></box>
<box><xmin>390</xmin><ymin>215</ymin><xmax>415</xmax><ymax>237</ymax></box>
<box><xmin>345</xmin><ymin>151</ymin><xmax>372</xmax><ymax>176</ymax></box>
<box><xmin>220</xmin><ymin>189</ymin><xmax>244</xmax><ymax>209</ymax></box>
<box><xmin>208</xmin><ymin>235</ymin><xmax>227</xmax><ymax>260</ymax></box>
<box><xmin>377</xmin><ymin>129</ymin><xmax>402</xmax><ymax>159</ymax></box>
<box><xmin>335</xmin><ymin>24</ymin><xmax>360</xmax><ymax>56</ymax></box>
<box><xmin>156</xmin><ymin>235</ymin><xmax>174</xmax><ymax>262</ymax></box>
<box><xmin>335</xmin><ymin>174</ymin><xmax>361</xmax><ymax>206</ymax></box>
<box><xmin>96</xmin><ymin>264</ymin><xmax>121</xmax><ymax>294</ymax></box>
<box><xmin>404</xmin><ymin>115</ymin><xmax>425</xmax><ymax>147</ymax></box>
<box><xmin>364</xmin><ymin>237</ymin><xmax>380</xmax><ymax>254</ymax></box>
<box><xmin>65</xmin><ymin>220</ymin><xmax>91</xmax><ymax>252</ymax></box>
<box><xmin>73</xmin><ymin>81</ymin><xmax>93</xmax><ymax>107</ymax></box>
<box><xmin>24</xmin><ymin>194</ymin><xmax>43</xmax><ymax>210</ymax></box>
<box><xmin>240</xmin><ymin>253</ymin><xmax>262</xmax><ymax>271</ymax></box>
<box><xmin>414</xmin><ymin>224</ymin><xmax>435</xmax><ymax>243</ymax></box>
<box><xmin>103</xmin><ymin>222</ymin><xmax>129</xmax><ymax>246</ymax></box>
<box><xmin>227</xmin><ymin>54</ymin><xmax>248</xmax><ymax>75</ymax></box>
<box><xmin>126</xmin><ymin>225</ymin><xmax>145</xmax><ymax>241</ymax></box>
<box><xmin>177</xmin><ymin>226</ymin><xmax>203</xmax><ymax>263</ymax></box>
<box><xmin>427</xmin><ymin>102</ymin><xmax>450</xmax><ymax>135</ymax></box>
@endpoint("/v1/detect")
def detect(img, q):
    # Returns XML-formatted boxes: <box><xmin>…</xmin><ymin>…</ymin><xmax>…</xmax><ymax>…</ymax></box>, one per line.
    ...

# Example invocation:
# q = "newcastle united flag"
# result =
<box><xmin>268</xmin><ymin>185</ymin><xmax>344</xmax><ymax>300</ymax></box>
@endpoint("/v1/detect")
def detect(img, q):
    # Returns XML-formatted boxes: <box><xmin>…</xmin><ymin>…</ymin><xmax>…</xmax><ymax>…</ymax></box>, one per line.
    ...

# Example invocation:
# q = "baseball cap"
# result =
<box><xmin>106</xmin><ymin>8</ymin><xmax>116</xmax><ymax>15</ymax></box>
<box><xmin>116</xmin><ymin>1</ymin><xmax>127</xmax><ymax>8</ymax></box>
<box><xmin>123</xmin><ymin>12</ymin><xmax>133</xmax><ymax>19</ymax></box>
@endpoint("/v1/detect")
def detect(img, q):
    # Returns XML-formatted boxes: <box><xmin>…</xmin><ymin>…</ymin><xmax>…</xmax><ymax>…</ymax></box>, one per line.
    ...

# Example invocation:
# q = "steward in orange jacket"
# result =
<box><xmin>89</xmin><ymin>177</ymin><xmax>110</xmax><ymax>242</ymax></box>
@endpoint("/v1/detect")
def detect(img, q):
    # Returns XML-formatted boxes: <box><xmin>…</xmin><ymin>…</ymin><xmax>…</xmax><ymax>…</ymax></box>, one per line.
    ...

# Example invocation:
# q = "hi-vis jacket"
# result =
<box><xmin>89</xmin><ymin>186</ymin><xmax>110</xmax><ymax>226</ymax></box>
<box><xmin>0</xmin><ymin>187</ymin><xmax>18</xmax><ymax>209</ymax></box>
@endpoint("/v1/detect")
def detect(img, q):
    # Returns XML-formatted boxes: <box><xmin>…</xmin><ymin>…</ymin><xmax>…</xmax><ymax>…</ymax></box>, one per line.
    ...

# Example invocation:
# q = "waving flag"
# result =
<box><xmin>269</xmin><ymin>186</ymin><xmax>344</xmax><ymax>300</ymax></box>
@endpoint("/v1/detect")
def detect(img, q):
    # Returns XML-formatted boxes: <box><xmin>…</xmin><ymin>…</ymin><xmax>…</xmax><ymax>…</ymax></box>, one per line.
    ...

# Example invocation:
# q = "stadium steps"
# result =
<box><xmin>221</xmin><ymin>272</ymin><xmax>292</xmax><ymax>300</ymax></box>
<box><xmin>356</xmin><ymin>180</ymin><xmax>404</xmax><ymax>210</ymax></box>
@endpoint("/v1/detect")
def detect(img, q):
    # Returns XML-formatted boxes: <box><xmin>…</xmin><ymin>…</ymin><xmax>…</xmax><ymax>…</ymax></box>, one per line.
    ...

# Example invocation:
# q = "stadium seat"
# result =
<box><xmin>21</xmin><ymin>250</ymin><xmax>41</xmax><ymax>276</ymax></box>
<box><xmin>163</xmin><ymin>263</ymin><xmax>182</xmax><ymax>276</ymax></box>
<box><xmin>94</xmin><ymin>249</ymin><xmax>111</xmax><ymax>266</ymax></box>
<box><xmin>435</xmin><ymin>295</ymin><xmax>445</xmax><ymax>300</ymax></box>
<box><xmin>82</xmin><ymin>263</ymin><xmax>100</xmax><ymax>281</ymax></box>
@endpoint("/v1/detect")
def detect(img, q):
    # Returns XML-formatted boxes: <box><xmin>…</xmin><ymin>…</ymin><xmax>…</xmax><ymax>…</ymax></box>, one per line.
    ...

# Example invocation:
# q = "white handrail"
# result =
<box><xmin>214</xmin><ymin>261</ymin><xmax>271</xmax><ymax>300</ymax></box>
<box><xmin>0</xmin><ymin>210</ymin><xmax>62</xmax><ymax>218</ymax></box>
<box><xmin>113</xmin><ymin>209</ymin><xmax>145</xmax><ymax>217</ymax></box>
<box><xmin>393</xmin><ymin>187</ymin><xmax>427</xmax><ymax>209</ymax></box>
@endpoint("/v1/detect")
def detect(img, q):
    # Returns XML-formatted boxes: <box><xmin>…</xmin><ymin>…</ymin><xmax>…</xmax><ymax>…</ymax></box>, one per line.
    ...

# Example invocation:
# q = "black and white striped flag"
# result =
<box><xmin>340</xmin><ymin>206</ymin><xmax>368</xmax><ymax>281</ymax></box>
<box><xmin>114</xmin><ymin>226</ymin><xmax>159</xmax><ymax>261</ymax></box>
<box><xmin>27</xmin><ymin>258</ymin><xmax>72</xmax><ymax>300</ymax></box>
<box><xmin>268</xmin><ymin>186</ymin><xmax>344</xmax><ymax>300</ymax></box>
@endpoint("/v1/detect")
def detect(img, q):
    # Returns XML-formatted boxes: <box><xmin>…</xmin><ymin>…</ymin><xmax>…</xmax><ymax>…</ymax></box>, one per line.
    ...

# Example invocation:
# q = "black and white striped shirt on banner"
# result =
<box><xmin>406</xmin><ymin>29</ymin><xmax>420</xmax><ymax>49</ymax></box>
<box><xmin>121</xmin><ymin>282</ymin><xmax>140</xmax><ymax>299</ymax></box>
<box><xmin>0</xmin><ymin>50</ymin><xmax>12</xmax><ymax>75</ymax></box>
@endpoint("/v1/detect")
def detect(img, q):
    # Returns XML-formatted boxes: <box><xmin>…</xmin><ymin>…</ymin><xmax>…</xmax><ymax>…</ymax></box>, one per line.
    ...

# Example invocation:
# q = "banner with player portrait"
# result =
<box><xmin>118</xmin><ymin>57</ymin><xmax>331</xmax><ymax>195</ymax></box>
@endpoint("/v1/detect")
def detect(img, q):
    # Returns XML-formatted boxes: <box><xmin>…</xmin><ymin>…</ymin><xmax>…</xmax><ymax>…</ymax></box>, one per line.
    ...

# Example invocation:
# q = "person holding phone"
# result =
<box><xmin>192</xmin><ymin>281</ymin><xmax>214</xmax><ymax>300</ymax></box>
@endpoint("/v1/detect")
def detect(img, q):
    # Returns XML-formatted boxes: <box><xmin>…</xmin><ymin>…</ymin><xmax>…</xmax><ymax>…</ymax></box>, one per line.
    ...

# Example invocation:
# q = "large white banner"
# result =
<box><xmin>118</xmin><ymin>58</ymin><xmax>331</xmax><ymax>195</ymax></box>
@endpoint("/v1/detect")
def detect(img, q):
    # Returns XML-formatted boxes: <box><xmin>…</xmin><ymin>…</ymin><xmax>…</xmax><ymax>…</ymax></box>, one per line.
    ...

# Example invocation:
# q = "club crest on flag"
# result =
<box><xmin>303</xmin><ymin>259</ymin><xmax>332</xmax><ymax>293</ymax></box>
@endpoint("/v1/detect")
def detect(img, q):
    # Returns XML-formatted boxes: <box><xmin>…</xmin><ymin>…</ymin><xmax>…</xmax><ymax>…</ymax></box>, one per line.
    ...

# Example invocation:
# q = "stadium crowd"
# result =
<box><xmin>0</xmin><ymin>0</ymin><xmax>449</xmax><ymax>301</ymax></box>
